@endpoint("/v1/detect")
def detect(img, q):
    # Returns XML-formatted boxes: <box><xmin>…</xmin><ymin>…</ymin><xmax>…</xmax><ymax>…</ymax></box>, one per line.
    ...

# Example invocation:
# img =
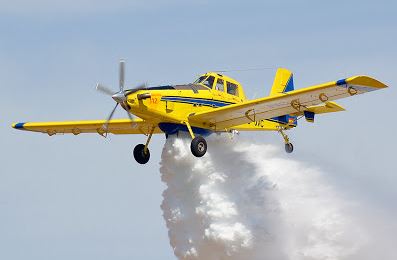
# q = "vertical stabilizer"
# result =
<box><xmin>269</xmin><ymin>68</ymin><xmax>297</xmax><ymax>127</ymax></box>
<box><xmin>269</xmin><ymin>68</ymin><xmax>294</xmax><ymax>95</ymax></box>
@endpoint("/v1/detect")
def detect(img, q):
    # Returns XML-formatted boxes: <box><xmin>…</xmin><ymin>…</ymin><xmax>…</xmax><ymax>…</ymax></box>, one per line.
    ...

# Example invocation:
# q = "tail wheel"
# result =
<box><xmin>285</xmin><ymin>143</ymin><xmax>294</xmax><ymax>153</ymax></box>
<box><xmin>191</xmin><ymin>136</ymin><xmax>207</xmax><ymax>157</ymax></box>
<box><xmin>133</xmin><ymin>144</ymin><xmax>150</xmax><ymax>164</ymax></box>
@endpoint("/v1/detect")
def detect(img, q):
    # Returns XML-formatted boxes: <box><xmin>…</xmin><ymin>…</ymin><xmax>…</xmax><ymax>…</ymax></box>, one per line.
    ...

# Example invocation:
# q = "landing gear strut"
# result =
<box><xmin>133</xmin><ymin>126</ymin><xmax>155</xmax><ymax>164</ymax></box>
<box><xmin>277</xmin><ymin>126</ymin><xmax>294</xmax><ymax>153</ymax></box>
<box><xmin>185</xmin><ymin>121</ymin><xmax>208</xmax><ymax>157</ymax></box>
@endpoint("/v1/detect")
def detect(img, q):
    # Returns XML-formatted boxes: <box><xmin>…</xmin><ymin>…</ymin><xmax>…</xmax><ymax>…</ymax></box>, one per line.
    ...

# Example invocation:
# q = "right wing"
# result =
<box><xmin>12</xmin><ymin>118</ymin><xmax>161</xmax><ymax>136</ymax></box>
<box><xmin>189</xmin><ymin>75</ymin><xmax>388</xmax><ymax>130</ymax></box>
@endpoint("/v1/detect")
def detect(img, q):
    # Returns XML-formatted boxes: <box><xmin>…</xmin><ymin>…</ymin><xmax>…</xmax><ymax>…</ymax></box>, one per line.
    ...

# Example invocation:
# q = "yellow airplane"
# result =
<box><xmin>12</xmin><ymin>60</ymin><xmax>388</xmax><ymax>164</ymax></box>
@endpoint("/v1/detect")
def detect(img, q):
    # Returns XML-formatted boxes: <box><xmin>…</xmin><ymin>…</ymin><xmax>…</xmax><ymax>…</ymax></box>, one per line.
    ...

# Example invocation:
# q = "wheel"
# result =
<box><xmin>133</xmin><ymin>144</ymin><xmax>150</xmax><ymax>164</ymax></box>
<box><xmin>190</xmin><ymin>136</ymin><xmax>207</xmax><ymax>157</ymax></box>
<box><xmin>285</xmin><ymin>143</ymin><xmax>294</xmax><ymax>153</ymax></box>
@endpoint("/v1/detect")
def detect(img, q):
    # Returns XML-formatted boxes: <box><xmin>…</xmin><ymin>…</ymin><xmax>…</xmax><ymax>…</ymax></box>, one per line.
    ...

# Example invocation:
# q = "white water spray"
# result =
<box><xmin>159</xmin><ymin>134</ymin><xmax>394</xmax><ymax>260</ymax></box>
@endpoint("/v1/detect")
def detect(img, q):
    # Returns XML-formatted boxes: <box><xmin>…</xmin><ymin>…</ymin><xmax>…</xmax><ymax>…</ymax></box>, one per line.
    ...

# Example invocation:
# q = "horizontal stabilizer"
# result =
<box><xmin>306</xmin><ymin>101</ymin><xmax>345</xmax><ymax>114</ymax></box>
<box><xmin>292</xmin><ymin>101</ymin><xmax>345</xmax><ymax>123</ymax></box>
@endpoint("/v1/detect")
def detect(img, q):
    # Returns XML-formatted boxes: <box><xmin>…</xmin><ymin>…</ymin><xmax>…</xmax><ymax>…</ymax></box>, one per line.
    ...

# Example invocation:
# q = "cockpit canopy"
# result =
<box><xmin>194</xmin><ymin>72</ymin><xmax>246</xmax><ymax>100</ymax></box>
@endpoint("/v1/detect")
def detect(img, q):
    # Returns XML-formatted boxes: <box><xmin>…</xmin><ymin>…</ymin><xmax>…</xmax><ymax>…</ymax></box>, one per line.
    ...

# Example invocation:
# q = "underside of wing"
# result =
<box><xmin>189</xmin><ymin>75</ymin><xmax>388</xmax><ymax>130</ymax></box>
<box><xmin>12</xmin><ymin>118</ymin><xmax>161</xmax><ymax>136</ymax></box>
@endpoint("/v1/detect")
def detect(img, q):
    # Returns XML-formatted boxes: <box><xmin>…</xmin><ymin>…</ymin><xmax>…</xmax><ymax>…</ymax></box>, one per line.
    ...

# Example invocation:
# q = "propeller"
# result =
<box><xmin>96</xmin><ymin>59</ymin><xmax>145</xmax><ymax>137</ymax></box>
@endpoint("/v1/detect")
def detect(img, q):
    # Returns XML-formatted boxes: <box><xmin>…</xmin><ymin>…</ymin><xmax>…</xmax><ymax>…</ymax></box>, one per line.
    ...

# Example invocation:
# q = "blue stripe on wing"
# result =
<box><xmin>13</xmin><ymin>122</ymin><xmax>26</xmax><ymax>129</ymax></box>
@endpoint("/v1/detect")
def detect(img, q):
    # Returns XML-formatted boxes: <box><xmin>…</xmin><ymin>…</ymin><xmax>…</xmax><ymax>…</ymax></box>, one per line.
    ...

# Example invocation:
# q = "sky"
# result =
<box><xmin>1</xmin><ymin>1</ymin><xmax>396</xmax><ymax>259</ymax></box>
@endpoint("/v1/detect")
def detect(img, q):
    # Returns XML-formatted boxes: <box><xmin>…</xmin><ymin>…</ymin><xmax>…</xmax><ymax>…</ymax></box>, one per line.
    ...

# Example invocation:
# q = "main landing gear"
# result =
<box><xmin>186</xmin><ymin>121</ymin><xmax>208</xmax><ymax>157</ymax></box>
<box><xmin>191</xmin><ymin>136</ymin><xmax>207</xmax><ymax>157</ymax></box>
<box><xmin>277</xmin><ymin>126</ymin><xmax>294</xmax><ymax>153</ymax></box>
<box><xmin>133</xmin><ymin>126</ymin><xmax>155</xmax><ymax>164</ymax></box>
<box><xmin>133</xmin><ymin>144</ymin><xmax>150</xmax><ymax>164</ymax></box>
<box><xmin>132</xmin><ymin>122</ymin><xmax>208</xmax><ymax>164</ymax></box>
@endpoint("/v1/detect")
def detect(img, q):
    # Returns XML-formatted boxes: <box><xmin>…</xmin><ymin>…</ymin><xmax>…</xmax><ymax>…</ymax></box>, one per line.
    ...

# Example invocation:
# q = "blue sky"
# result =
<box><xmin>1</xmin><ymin>1</ymin><xmax>396</xmax><ymax>259</ymax></box>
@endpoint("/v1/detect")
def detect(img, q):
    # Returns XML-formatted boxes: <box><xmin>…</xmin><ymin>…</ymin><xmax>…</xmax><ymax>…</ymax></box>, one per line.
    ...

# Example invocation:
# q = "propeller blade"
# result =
<box><xmin>96</xmin><ymin>83</ymin><xmax>114</xmax><ymax>96</ymax></box>
<box><xmin>102</xmin><ymin>103</ymin><xmax>119</xmax><ymax>136</ymax></box>
<box><xmin>126</xmin><ymin>110</ymin><xmax>133</xmax><ymax>121</ymax></box>
<box><xmin>119</xmin><ymin>59</ymin><xmax>125</xmax><ymax>92</ymax></box>
<box><xmin>126</xmin><ymin>111</ymin><xmax>140</xmax><ymax>129</ymax></box>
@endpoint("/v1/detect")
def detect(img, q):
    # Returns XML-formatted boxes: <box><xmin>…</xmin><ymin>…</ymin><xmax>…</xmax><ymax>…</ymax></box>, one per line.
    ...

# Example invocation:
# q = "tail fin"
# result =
<box><xmin>269</xmin><ymin>68</ymin><xmax>294</xmax><ymax>95</ymax></box>
<box><xmin>269</xmin><ymin>68</ymin><xmax>297</xmax><ymax>127</ymax></box>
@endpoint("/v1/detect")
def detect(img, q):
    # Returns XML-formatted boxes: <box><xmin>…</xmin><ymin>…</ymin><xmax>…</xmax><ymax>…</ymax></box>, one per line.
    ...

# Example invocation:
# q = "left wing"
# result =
<box><xmin>12</xmin><ymin>118</ymin><xmax>161</xmax><ymax>136</ymax></box>
<box><xmin>189</xmin><ymin>75</ymin><xmax>387</xmax><ymax>130</ymax></box>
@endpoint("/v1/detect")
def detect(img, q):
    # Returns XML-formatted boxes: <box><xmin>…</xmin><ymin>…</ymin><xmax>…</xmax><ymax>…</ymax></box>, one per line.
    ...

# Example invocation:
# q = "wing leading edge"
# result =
<box><xmin>189</xmin><ymin>75</ymin><xmax>388</xmax><ymax>130</ymax></box>
<box><xmin>12</xmin><ymin>118</ymin><xmax>161</xmax><ymax>136</ymax></box>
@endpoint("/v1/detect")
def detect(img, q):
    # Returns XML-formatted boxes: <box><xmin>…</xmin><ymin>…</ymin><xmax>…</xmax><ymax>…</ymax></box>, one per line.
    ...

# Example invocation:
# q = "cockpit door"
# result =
<box><xmin>213</xmin><ymin>78</ymin><xmax>227</xmax><ymax>100</ymax></box>
<box><xmin>225</xmin><ymin>81</ymin><xmax>242</xmax><ymax>102</ymax></box>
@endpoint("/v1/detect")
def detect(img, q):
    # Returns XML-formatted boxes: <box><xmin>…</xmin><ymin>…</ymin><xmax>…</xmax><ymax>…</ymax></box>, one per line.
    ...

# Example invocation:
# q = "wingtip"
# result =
<box><xmin>347</xmin><ymin>75</ymin><xmax>389</xmax><ymax>89</ymax></box>
<box><xmin>12</xmin><ymin>122</ymin><xmax>26</xmax><ymax>129</ymax></box>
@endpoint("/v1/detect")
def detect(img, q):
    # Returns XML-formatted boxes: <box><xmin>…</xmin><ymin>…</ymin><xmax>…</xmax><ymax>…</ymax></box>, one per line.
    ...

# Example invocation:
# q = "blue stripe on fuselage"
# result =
<box><xmin>161</xmin><ymin>96</ymin><xmax>235</xmax><ymax>108</ymax></box>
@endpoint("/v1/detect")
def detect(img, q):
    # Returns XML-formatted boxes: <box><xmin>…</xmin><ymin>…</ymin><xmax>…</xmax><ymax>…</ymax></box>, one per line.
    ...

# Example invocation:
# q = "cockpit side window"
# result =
<box><xmin>215</xmin><ymin>79</ymin><xmax>224</xmax><ymax>92</ymax></box>
<box><xmin>201</xmin><ymin>76</ymin><xmax>215</xmax><ymax>88</ymax></box>
<box><xmin>227</xmin><ymin>82</ymin><xmax>238</xmax><ymax>96</ymax></box>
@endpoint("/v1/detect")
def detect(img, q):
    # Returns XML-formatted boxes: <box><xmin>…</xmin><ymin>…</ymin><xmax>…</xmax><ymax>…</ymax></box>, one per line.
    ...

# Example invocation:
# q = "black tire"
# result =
<box><xmin>133</xmin><ymin>144</ymin><xmax>150</xmax><ymax>164</ymax></box>
<box><xmin>191</xmin><ymin>136</ymin><xmax>207</xmax><ymax>157</ymax></box>
<box><xmin>285</xmin><ymin>143</ymin><xmax>294</xmax><ymax>153</ymax></box>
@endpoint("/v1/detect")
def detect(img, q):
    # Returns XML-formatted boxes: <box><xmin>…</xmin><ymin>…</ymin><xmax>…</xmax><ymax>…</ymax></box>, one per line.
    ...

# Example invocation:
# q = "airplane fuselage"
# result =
<box><xmin>126</xmin><ymin>84</ymin><xmax>291</xmax><ymax>135</ymax></box>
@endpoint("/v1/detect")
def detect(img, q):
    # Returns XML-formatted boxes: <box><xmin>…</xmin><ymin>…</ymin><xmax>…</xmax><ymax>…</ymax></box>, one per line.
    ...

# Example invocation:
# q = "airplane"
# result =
<box><xmin>12</xmin><ymin>60</ymin><xmax>388</xmax><ymax>164</ymax></box>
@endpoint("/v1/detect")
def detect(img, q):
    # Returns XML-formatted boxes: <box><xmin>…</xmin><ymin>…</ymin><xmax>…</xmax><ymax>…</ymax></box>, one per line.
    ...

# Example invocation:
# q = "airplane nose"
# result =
<box><xmin>112</xmin><ymin>92</ymin><xmax>126</xmax><ymax>103</ymax></box>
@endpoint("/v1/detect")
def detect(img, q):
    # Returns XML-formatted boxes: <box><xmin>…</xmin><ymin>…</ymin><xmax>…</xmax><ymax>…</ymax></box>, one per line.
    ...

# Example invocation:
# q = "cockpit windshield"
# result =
<box><xmin>194</xmin><ymin>75</ymin><xmax>215</xmax><ymax>89</ymax></box>
<box><xmin>194</xmin><ymin>76</ymin><xmax>207</xmax><ymax>84</ymax></box>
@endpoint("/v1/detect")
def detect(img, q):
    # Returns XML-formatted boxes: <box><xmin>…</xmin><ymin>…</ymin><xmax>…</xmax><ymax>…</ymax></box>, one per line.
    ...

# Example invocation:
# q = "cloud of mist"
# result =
<box><xmin>160</xmin><ymin>133</ymin><xmax>396</xmax><ymax>260</ymax></box>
